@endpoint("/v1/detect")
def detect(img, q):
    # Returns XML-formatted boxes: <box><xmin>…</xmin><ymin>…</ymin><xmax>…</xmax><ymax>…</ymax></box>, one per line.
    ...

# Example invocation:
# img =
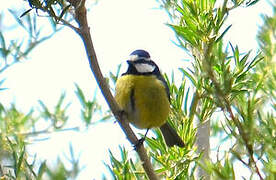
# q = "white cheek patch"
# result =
<box><xmin>134</xmin><ymin>63</ymin><xmax>155</xmax><ymax>73</ymax></box>
<box><xmin>129</xmin><ymin>55</ymin><xmax>151</xmax><ymax>61</ymax></box>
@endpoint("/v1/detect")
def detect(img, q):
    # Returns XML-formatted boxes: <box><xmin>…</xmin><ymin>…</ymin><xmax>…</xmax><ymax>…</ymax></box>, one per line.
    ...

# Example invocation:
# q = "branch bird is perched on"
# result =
<box><xmin>115</xmin><ymin>49</ymin><xmax>184</xmax><ymax>147</ymax></box>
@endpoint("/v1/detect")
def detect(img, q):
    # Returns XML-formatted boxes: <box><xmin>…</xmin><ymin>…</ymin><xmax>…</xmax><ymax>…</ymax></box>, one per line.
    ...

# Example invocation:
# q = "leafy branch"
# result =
<box><xmin>161</xmin><ymin>0</ymin><xmax>269</xmax><ymax>179</ymax></box>
<box><xmin>0</xmin><ymin>9</ymin><xmax>60</xmax><ymax>74</ymax></box>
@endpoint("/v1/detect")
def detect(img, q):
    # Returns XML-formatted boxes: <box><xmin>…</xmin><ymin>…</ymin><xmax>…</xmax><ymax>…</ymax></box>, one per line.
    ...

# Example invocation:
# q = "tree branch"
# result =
<box><xmin>225</xmin><ymin>104</ymin><xmax>264</xmax><ymax>180</ymax></box>
<box><xmin>204</xmin><ymin>44</ymin><xmax>264</xmax><ymax>179</ymax></box>
<box><xmin>66</xmin><ymin>1</ymin><xmax>158</xmax><ymax>179</ymax></box>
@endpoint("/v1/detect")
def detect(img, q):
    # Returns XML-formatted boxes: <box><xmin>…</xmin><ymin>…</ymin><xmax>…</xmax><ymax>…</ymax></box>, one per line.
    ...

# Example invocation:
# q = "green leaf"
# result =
<box><xmin>184</xmin><ymin>87</ymin><xmax>190</xmax><ymax>115</ymax></box>
<box><xmin>0</xmin><ymin>79</ymin><xmax>7</xmax><ymax>91</ymax></box>
<box><xmin>9</xmin><ymin>9</ymin><xmax>26</xmax><ymax>30</ymax></box>
<box><xmin>38</xmin><ymin>100</ymin><xmax>52</xmax><ymax>119</ymax></box>
<box><xmin>26</xmin><ymin>10</ymin><xmax>33</xmax><ymax>37</ymax></box>
<box><xmin>182</xmin><ymin>1</ymin><xmax>197</xmax><ymax>17</ymax></box>
<box><xmin>179</xmin><ymin>68</ymin><xmax>196</xmax><ymax>87</ymax></box>
<box><xmin>103</xmin><ymin>162</ymin><xmax>116</xmax><ymax>179</ymax></box>
<box><xmin>109</xmin><ymin>64</ymin><xmax>122</xmax><ymax>84</ymax></box>
<box><xmin>247</xmin><ymin>52</ymin><xmax>263</xmax><ymax>70</ymax></box>
<box><xmin>27</xmin><ymin>0</ymin><xmax>43</xmax><ymax>8</ymax></box>
<box><xmin>37</xmin><ymin>161</ymin><xmax>47</xmax><ymax>180</ymax></box>
<box><xmin>0</xmin><ymin>32</ymin><xmax>6</xmax><ymax>52</ymax></box>
<box><xmin>49</xmin><ymin>6</ymin><xmax>57</xmax><ymax>21</ymax></box>
<box><xmin>58</xmin><ymin>5</ymin><xmax>71</xmax><ymax>22</ymax></box>
<box><xmin>20</xmin><ymin>9</ymin><xmax>33</xmax><ymax>18</ymax></box>
<box><xmin>75</xmin><ymin>83</ymin><xmax>86</xmax><ymax>107</ymax></box>
<box><xmin>216</xmin><ymin>24</ymin><xmax>232</xmax><ymax>43</ymax></box>
<box><xmin>16</xmin><ymin>146</ymin><xmax>26</xmax><ymax>177</ymax></box>
<box><xmin>56</xmin><ymin>92</ymin><xmax>67</xmax><ymax>110</ymax></box>
<box><xmin>46</xmin><ymin>0</ymin><xmax>56</xmax><ymax>8</ymax></box>
<box><xmin>246</xmin><ymin>0</ymin><xmax>260</xmax><ymax>7</ymax></box>
<box><xmin>176</xmin><ymin>4</ymin><xmax>185</xmax><ymax>15</ymax></box>
<box><xmin>239</xmin><ymin>50</ymin><xmax>251</xmax><ymax>66</ymax></box>
<box><xmin>170</xmin><ymin>24</ymin><xmax>199</xmax><ymax>47</ymax></box>
<box><xmin>229</xmin><ymin>42</ymin><xmax>240</xmax><ymax>67</ymax></box>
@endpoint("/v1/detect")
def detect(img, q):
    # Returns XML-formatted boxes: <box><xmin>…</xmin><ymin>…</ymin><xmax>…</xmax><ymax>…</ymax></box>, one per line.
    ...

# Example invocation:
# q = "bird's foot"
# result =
<box><xmin>134</xmin><ymin>137</ymin><xmax>145</xmax><ymax>150</ymax></box>
<box><xmin>116</xmin><ymin>110</ymin><xmax>127</xmax><ymax>119</ymax></box>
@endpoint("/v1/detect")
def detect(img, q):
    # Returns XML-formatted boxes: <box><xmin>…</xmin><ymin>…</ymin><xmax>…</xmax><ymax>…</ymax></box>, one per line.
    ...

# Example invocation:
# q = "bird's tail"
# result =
<box><xmin>160</xmin><ymin>122</ymin><xmax>185</xmax><ymax>147</ymax></box>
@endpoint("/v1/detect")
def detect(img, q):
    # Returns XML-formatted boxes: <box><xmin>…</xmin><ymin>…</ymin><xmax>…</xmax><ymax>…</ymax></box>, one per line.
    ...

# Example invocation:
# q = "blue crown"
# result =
<box><xmin>130</xmin><ymin>49</ymin><xmax>150</xmax><ymax>59</ymax></box>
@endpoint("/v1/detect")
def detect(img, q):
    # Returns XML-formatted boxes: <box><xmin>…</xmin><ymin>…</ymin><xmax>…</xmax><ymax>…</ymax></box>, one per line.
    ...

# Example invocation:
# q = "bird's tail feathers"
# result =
<box><xmin>160</xmin><ymin>122</ymin><xmax>185</xmax><ymax>148</ymax></box>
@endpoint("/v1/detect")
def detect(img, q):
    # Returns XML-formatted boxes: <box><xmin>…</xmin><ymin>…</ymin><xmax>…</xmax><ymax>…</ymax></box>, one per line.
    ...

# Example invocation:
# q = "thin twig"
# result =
<box><xmin>59</xmin><ymin>18</ymin><xmax>80</xmax><ymax>33</ymax></box>
<box><xmin>205</xmin><ymin>49</ymin><xmax>264</xmax><ymax>179</ymax></box>
<box><xmin>225</xmin><ymin>104</ymin><xmax>264</xmax><ymax>180</ymax></box>
<box><xmin>66</xmin><ymin>1</ymin><xmax>158</xmax><ymax>179</ymax></box>
<box><xmin>19</xmin><ymin>126</ymin><xmax>80</xmax><ymax>137</ymax></box>
<box><xmin>200</xmin><ymin>31</ymin><xmax>264</xmax><ymax>179</ymax></box>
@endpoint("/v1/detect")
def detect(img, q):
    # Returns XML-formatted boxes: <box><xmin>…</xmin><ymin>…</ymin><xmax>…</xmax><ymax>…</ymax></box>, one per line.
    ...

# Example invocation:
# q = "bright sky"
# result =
<box><xmin>0</xmin><ymin>0</ymin><xmax>273</xmax><ymax>179</ymax></box>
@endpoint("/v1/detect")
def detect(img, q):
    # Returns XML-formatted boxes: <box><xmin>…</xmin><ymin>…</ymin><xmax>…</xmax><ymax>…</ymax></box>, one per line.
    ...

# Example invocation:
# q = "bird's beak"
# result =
<box><xmin>126</xmin><ymin>60</ymin><xmax>133</xmax><ymax>65</ymax></box>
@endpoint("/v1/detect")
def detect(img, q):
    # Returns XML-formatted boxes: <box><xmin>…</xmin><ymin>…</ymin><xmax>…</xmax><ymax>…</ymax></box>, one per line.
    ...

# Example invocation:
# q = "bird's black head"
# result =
<box><xmin>123</xmin><ymin>49</ymin><xmax>160</xmax><ymax>76</ymax></box>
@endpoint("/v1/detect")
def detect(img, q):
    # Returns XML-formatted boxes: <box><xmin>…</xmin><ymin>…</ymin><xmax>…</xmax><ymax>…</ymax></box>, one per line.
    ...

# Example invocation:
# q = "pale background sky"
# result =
<box><xmin>0</xmin><ymin>0</ymin><xmax>273</xmax><ymax>179</ymax></box>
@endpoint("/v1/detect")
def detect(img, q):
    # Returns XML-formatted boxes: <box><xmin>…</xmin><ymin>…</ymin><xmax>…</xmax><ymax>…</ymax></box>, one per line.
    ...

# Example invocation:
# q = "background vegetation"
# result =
<box><xmin>0</xmin><ymin>0</ymin><xmax>275</xmax><ymax>179</ymax></box>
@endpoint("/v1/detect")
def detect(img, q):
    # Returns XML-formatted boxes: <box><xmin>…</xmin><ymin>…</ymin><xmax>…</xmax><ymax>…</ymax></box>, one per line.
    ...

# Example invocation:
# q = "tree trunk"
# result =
<box><xmin>195</xmin><ymin>118</ymin><xmax>210</xmax><ymax>180</ymax></box>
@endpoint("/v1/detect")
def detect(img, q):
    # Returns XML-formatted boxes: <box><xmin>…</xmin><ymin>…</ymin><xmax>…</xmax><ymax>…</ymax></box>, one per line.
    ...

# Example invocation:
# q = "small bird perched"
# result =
<box><xmin>115</xmin><ymin>49</ymin><xmax>184</xmax><ymax>147</ymax></box>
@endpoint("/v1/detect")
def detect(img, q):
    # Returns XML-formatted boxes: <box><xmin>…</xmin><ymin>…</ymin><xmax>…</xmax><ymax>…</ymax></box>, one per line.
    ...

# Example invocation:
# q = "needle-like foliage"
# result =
<box><xmin>0</xmin><ymin>0</ymin><xmax>275</xmax><ymax>179</ymax></box>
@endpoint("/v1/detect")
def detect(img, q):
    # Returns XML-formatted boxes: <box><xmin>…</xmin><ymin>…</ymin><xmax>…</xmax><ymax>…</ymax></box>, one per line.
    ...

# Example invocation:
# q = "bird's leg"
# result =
<box><xmin>134</xmin><ymin>128</ymin><xmax>149</xmax><ymax>149</ymax></box>
<box><xmin>116</xmin><ymin>110</ymin><xmax>127</xmax><ymax>119</ymax></box>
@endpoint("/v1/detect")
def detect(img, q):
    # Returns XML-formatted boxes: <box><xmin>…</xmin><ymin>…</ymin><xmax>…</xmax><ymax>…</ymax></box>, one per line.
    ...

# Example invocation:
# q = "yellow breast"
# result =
<box><xmin>115</xmin><ymin>75</ymin><xmax>170</xmax><ymax>129</ymax></box>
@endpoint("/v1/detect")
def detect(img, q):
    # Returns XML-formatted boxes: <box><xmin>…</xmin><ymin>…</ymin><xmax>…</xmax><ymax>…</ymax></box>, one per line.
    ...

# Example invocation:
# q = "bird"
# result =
<box><xmin>115</xmin><ymin>49</ymin><xmax>184</xmax><ymax>148</ymax></box>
